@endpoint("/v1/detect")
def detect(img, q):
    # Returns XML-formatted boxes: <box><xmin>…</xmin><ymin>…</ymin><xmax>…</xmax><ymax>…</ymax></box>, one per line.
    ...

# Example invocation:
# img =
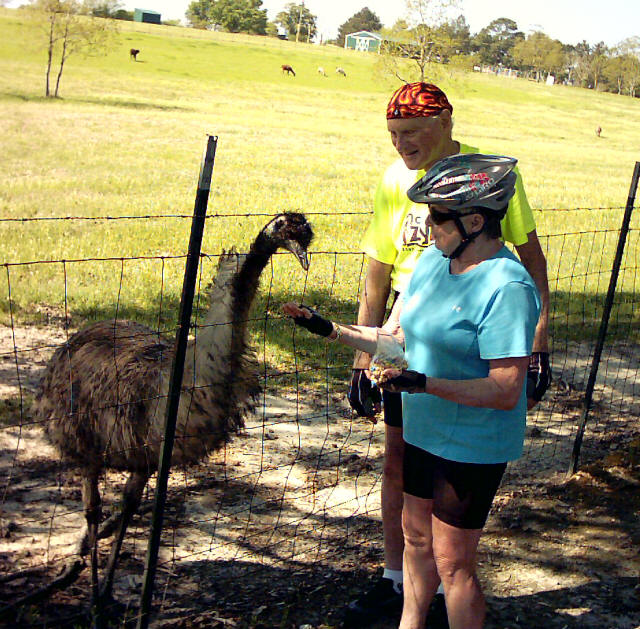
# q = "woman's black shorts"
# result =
<box><xmin>403</xmin><ymin>441</ymin><xmax>507</xmax><ymax>529</ymax></box>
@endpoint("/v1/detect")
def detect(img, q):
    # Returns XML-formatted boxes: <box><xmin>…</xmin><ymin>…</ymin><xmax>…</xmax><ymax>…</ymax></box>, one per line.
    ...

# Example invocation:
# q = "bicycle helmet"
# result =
<box><xmin>407</xmin><ymin>154</ymin><xmax>518</xmax><ymax>259</ymax></box>
<box><xmin>407</xmin><ymin>153</ymin><xmax>517</xmax><ymax>214</ymax></box>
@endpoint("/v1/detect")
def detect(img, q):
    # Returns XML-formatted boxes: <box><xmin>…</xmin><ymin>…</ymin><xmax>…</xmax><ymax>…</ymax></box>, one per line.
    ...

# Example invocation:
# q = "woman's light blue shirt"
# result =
<box><xmin>400</xmin><ymin>245</ymin><xmax>540</xmax><ymax>463</ymax></box>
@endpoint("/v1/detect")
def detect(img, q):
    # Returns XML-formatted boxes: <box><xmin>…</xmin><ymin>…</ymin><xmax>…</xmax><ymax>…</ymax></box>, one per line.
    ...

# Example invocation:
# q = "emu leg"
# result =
<box><xmin>82</xmin><ymin>472</ymin><xmax>103</xmax><ymax>628</ymax></box>
<box><xmin>99</xmin><ymin>471</ymin><xmax>148</xmax><ymax>602</ymax></box>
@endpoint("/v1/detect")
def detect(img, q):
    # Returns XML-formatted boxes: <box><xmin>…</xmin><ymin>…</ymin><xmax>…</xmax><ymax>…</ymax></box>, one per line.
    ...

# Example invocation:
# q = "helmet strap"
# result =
<box><xmin>444</xmin><ymin>215</ymin><xmax>483</xmax><ymax>260</ymax></box>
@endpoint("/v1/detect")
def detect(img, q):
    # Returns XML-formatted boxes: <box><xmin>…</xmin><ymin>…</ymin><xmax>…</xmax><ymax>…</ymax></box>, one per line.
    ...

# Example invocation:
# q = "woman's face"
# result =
<box><xmin>427</xmin><ymin>209</ymin><xmax>460</xmax><ymax>255</ymax></box>
<box><xmin>427</xmin><ymin>208</ymin><xmax>480</xmax><ymax>256</ymax></box>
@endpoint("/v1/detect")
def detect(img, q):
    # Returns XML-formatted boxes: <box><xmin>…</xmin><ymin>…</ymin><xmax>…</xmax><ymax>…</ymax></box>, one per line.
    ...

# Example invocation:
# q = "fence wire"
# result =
<box><xmin>0</xmin><ymin>209</ymin><xmax>639</xmax><ymax>627</ymax></box>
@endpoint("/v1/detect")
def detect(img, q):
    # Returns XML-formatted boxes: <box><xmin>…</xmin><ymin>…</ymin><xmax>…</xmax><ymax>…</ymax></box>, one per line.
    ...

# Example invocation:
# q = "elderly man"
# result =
<box><xmin>345</xmin><ymin>82</ymin><xmax>550</xmax><ymax>627</ymax></box>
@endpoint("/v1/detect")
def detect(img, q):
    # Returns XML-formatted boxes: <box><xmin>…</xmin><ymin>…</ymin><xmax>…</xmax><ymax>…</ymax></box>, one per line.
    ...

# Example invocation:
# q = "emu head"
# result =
<box><xmin>260</xmin><ymin>212</ymin><xmax>313</xmax><ymax>270</ymax></box>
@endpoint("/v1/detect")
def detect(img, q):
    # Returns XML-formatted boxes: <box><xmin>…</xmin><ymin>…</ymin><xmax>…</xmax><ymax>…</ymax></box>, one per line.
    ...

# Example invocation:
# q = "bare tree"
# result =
<box><xmin>28</xmin><ymin>0</ymin><xmax>116</xmax><ymax>97</ymax></box>
<box><xmin>378</xmin><ymin>0</ymin><xmax>460</xmax><ymax>83</ymax></box>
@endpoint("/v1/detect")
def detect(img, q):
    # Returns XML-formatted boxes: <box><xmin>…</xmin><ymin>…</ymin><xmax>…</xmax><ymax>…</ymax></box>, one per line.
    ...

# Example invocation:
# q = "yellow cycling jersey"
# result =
<box><xmin>361</xmin><ymin>143</ymin><xmax>536</xmax><ymax>293</ymax></box>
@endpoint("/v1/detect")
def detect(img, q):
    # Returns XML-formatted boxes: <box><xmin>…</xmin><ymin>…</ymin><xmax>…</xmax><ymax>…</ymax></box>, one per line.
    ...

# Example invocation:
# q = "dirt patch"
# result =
<box><xmin>0</xmin><ymin>323</ymin><xmax>638</xmax><ymax>628</ymax></box>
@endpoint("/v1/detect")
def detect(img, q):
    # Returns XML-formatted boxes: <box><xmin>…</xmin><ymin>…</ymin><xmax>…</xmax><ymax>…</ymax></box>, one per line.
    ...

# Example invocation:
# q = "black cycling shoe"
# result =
<box><xmin>426</xmin><ymin>592</ymin><xmax>449</xmax><ymax>629</ymax></box>
<box><xmin>344</xmin><ymin>576</ymin><xmax>403</xmax><ymax>626</ymax></box>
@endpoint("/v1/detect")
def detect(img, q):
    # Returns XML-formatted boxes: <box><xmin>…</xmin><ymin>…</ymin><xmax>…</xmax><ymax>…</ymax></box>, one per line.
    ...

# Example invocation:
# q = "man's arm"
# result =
<box><xmin>515</xmin><ymin>230</ymin><xmax>549</xmax><ymax>353</ymax></box>
<box><xmin>353</xmin><ymin>257</ymin><xmax>393</xmax><ymax>369</ymax></box>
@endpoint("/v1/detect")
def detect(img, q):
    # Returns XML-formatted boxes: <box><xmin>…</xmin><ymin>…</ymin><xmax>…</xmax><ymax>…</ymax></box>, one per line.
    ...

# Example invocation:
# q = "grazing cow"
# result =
<box><xmin>281</xmin><ymin>64</ymin><xmax>296</xmax><ymax>76</ymax></box>
<box><xmin>318</xmin><ymin>66</ymin><xmax>327</xmax><ymax>77</ymax></box>
<box><xmin>336</xmin><ymin>67</ymin><xmax>347</xmax><ymax>77</ymax></box>
<box><xmin>130</xmin><ymin>48</ymin><xmax>140</xmax><ymax>61</ymax></box>
<box><xmin>596</xmin><ymin>126</ymin><xmax>602</xmax><ymax>137</ymax></box>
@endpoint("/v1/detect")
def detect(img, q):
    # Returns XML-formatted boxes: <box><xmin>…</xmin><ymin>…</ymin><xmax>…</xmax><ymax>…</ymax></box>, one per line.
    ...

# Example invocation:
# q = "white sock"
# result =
<box><xmin>436</xmin><ymin>583</ymin><xmax>445</xmax><ymax>595</ymax></box>
<box><xmin>382</xmin><ymin>568</ymin><xmax>403</xmax><ymax>594</ymax></box>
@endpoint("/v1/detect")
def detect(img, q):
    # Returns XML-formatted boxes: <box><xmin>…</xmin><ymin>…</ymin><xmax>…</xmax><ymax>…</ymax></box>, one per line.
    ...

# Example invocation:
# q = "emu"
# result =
<box><xmin>129</xmin><ymin>48</ymin><xmax>140</xmax><ymax>61</ymax></box>
<box><xmin>32</xmin><ymin>213</ymin><xmax>313</xmax><ymax>615</ymax></box>
<box><xmin>281</xmin><ymin>64</ymin><xmax>296</xmax><ymax>76</ymax></box>
<box><xmin>596</xmin><ymin>125</ymin><xmax>602</xmax><ymax>137</ymax></box>
<box><xmin>336</xmin><ymin>67</ymin><xmax>346</xmax><ymax>77</ymax></box>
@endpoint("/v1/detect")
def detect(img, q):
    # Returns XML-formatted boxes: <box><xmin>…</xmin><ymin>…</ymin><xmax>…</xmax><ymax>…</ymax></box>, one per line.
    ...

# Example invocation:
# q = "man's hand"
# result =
<box><xmin>348</xmin><ymin>369</ymin><xmax>381</xmax><ymax>417</ymax></box>
<box><xmin>382</xmin><ymin>369</ymin><xmax>427</xmax><ymax>394</ymax></box>
<box><xmin>527</xmin><ymin>351</ymin><xmax>552</xmax><ymax>408</ymax></box>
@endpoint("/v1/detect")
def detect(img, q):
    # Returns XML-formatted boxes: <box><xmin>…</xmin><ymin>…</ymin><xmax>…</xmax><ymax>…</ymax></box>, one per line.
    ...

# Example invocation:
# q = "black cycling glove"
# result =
<box><xmin>383</xmin><ymin>370</ymin><xmax>427</xmax><ymax>394</ymax></box>
<box><xmin>526</xmin><ymin>351</ymin><xmax>552</xmax><ymax>402</ymax></box>
<box><xmin>348</xmin><ymin>368</ymin><xmax>381</xmax><ymax>417</ymax></box>
<box><xmin>292</xmin><ymin>306</ymin><xmax>333</xmax><ymax>337</ymax></box>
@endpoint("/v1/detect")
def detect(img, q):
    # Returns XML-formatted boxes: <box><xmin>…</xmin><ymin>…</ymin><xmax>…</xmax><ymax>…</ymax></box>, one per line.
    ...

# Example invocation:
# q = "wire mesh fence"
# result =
<box><xmin>1</xmin><ymin>201</ymin><xmax>639</xmax><ymax>627</ymax></box>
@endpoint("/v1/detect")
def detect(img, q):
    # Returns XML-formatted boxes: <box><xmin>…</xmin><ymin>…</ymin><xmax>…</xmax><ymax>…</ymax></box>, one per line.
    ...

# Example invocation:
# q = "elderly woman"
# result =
<box><xmin>283</xmin><ymin>154</ymin><xmax>540</xmax><ymax>629</ymax></box>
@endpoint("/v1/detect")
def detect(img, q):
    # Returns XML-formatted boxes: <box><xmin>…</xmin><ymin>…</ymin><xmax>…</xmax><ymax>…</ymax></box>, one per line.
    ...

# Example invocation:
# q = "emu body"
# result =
<box><xmin>33</xmin><ymin>213</ymin><xmax>313</xmax><ymax>614</ymax></box>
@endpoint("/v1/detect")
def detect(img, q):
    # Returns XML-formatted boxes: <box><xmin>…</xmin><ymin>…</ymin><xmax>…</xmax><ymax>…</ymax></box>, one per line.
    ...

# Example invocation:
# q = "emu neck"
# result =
<box><xmin>188</xmin><ymin>234</ymin><xmax>276</xmax><ymax>385</ymax></box>
<box><xmin>231</xmin><ymin>235</ymin><xmax>274</xmax><ymax>322</ymax></box>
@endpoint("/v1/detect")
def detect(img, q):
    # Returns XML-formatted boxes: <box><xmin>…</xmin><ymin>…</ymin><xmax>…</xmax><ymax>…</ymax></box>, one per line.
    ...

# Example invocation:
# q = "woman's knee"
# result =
<box><xmin>432</xmin><ymin>525</ymin><xmax>481</xmax><ymax>583</ymax></box>
<box><xmin>402</xmin><ymin>497</ymin><xmax>434</xmax><ymax>551</ymax></box>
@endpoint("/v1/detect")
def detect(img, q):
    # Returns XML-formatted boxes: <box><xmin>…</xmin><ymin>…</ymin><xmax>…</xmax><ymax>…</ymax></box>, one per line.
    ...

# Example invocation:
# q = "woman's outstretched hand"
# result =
<box><xmin>282</xmin><ymin>303</ymin><xmax>334</xmax><ymax>338</ymax></box>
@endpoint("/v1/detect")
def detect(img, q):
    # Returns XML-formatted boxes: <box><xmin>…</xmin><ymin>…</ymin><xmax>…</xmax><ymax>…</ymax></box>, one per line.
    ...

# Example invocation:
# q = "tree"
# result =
<box><xmin>275</xmin><ymin>3</ymin><xmax>317</xmax><ymax>42</ymax></box>
<box><xmin>113</xmin><ymin>8</ymin><xmax>132</xmax><ymax>20</ymax></box>
<box><xmin>28</xmin><ymin>0</ymin><xmax>116</xmax><ymax>98</ymax></box>
<box><xmin>602</xmin><ymin>53</ymin><xmax>640</xmax><ymax>96</ymax></box>
<box><xmin>379</xmin><ymin>0</ymin><xmax>461</xmax><ymax>83</ymax></box>
<box><xmin>512</xmin><ymin>31</ymin><xmax>564</xmax><ymax>81</ymax></box>
<box><xmin>336</xmin><ymin>7</ymin><xmax>382</xmax><ymax>47</ymax></box>
<box><xmin>588</xmin><ymin>41</ymin><xmax>609</xmax><ymax>90</ymax></box>
<box><xmin>185</xmin><ymin>0</ymin><xmax>211</xmax><ymax>28</ymax></box>
<box><xmin>186</xmin><ymin>0</ymin><xmax>267</xmax><ymax>34</ymax></box>
<box><xmin>89</xmin><ymin>0</ymin><xmax>121</xmax><ymax>18</ymax></box>
<box><xmin>471</xmin><ymin>17</ymin><xmax>523</xmax><ymax>66</ymax></box>
<box><xmin>437</xmin><ymin>14</ymin><xmax>470</xmax><ymax>56</ymax></box>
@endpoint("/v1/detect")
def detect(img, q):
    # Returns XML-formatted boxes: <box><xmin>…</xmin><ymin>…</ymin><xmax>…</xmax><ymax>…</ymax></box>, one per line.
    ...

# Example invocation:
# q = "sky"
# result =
<box><xmin>6</xmin><ymin>0</ymin><xmax>639</xmax><ymax>47</ymax></box>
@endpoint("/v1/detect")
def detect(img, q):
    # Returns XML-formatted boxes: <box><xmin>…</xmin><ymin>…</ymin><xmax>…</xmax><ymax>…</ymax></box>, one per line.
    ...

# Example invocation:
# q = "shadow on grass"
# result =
<box><xmin>0</xmin><ymin>90</ymin><xmax>192</xmax><ymax>111</ymax></box>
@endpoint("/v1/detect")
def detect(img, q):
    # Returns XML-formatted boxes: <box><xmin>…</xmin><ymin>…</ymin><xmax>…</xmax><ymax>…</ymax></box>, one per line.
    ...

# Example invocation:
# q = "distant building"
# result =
<box><xmin>134</xmin><ymin>8</ymin><xmax>161</xmax><ymax>24</ymax></box>
<box><xmin>344</xmin><ymin>31</ymin><xmax>382</xmax><ymax>53</ymax></box>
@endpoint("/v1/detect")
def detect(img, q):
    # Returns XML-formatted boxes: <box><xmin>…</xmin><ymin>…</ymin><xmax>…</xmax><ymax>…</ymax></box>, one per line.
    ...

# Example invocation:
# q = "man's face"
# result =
<box><xmin>387</xmin><ymin>113</ymin><xmax>451</xmax><ymax>172</ymax></box>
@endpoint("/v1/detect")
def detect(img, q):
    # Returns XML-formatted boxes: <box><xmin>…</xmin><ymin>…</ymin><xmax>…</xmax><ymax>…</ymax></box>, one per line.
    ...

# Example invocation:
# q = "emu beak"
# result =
<box><xmin>286</xmin><ymin>241</ymin><xmax>310</xmax><ymax>271</ymax></box>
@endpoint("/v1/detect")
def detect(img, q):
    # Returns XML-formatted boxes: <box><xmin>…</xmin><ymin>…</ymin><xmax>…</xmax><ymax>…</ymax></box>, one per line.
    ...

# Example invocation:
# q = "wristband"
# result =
<box><xmin>326</xmin><ymin>323</ymin><xmax>342</xmax><ymax>343</ymax></box>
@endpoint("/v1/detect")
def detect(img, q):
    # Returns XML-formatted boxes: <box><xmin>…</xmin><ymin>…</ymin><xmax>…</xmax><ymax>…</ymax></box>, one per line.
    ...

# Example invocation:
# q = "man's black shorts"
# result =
<box><xmin>382</xmin><ymin>389</ymin><xmax>403</xmax><ymax>427</ymax></box>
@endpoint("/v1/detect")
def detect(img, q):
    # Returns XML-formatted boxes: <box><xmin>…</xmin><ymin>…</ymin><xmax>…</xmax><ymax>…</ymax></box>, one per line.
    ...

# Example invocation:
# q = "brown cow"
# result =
<box><xmin>281</xmin><ymin>64</ymin><xmax>296</xmax><ymax>76</ymax></box>
<box><xmin>130</xmin><ymin>48</ymin><xmax>140</xmax><ymax>61</ymax></box>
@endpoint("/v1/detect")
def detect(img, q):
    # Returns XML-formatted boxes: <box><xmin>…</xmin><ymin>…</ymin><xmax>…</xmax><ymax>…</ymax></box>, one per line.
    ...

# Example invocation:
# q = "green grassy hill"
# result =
<box><xmin>1</xmin><ymin>7</ymin><xmax>640</xmax><ymax>348</ymax></box>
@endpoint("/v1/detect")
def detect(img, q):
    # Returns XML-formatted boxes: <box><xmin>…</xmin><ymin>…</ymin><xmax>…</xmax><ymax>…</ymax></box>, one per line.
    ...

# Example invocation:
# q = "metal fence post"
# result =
<box><xmin>568</xmin><ymin>161</ymin><xmax>640</xmax><ymax>476</ymax></box>
<box><xmin>136</xmin><ymin>135</ymin><xmax>218</xmax><ymax>629</ymax></box>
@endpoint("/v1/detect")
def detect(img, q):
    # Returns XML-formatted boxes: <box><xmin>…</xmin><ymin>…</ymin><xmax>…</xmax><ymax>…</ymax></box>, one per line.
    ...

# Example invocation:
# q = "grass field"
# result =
<box><xmin>1</xmin><ymin>7</ymin><xmax>640</xmax><ymax>365</ymax></box>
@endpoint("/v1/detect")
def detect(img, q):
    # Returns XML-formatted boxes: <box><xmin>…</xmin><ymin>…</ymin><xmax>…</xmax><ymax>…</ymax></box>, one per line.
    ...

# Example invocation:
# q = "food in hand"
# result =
<box><xmin>369</xmin><ymin>355</ymin><xmax>408</xmax><ymax>385</ymax></box>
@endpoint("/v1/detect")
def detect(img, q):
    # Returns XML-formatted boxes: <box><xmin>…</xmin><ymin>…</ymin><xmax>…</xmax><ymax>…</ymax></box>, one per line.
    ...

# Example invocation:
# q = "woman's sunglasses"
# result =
<box><xmin>428</xmin><ymin>208</ymin><xmax>459</xmax><ymax>225</ymax></box>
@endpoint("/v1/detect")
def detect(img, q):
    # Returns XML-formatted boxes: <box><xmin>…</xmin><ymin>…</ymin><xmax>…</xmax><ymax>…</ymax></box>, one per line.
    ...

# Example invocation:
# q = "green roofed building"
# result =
<box><xmin>344</xmin><ymin>31</ymin><xmax>382</xmax><ymax>53</ymax></box>
<box><xmin>134</xmin><ymin>8</ymin><xmax>161</xmax><ymax>24</ymax></box>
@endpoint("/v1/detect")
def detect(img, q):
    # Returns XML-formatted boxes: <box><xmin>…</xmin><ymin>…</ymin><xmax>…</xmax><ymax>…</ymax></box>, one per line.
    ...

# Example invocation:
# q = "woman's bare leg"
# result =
<box><xmin>432</xmin><ymin>516</ymin><xmax>484</xmax><ymax>629</ymax></box>
<box><xmin>399</xmin><ymin>493</ymin><xmax>440</xmax><ymax>629</ymax></box>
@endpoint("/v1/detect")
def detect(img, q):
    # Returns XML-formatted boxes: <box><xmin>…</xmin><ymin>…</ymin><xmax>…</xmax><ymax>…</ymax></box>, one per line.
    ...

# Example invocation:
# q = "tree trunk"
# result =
<box><xmin>54</xmin><ymin>18</ymin><xmax>70</xmax><ymax>98</ymax></box>
<box><xmin>45</xmin><ymin>13</ymin><xmax>57</xmax><ymax>97</ymax></box>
